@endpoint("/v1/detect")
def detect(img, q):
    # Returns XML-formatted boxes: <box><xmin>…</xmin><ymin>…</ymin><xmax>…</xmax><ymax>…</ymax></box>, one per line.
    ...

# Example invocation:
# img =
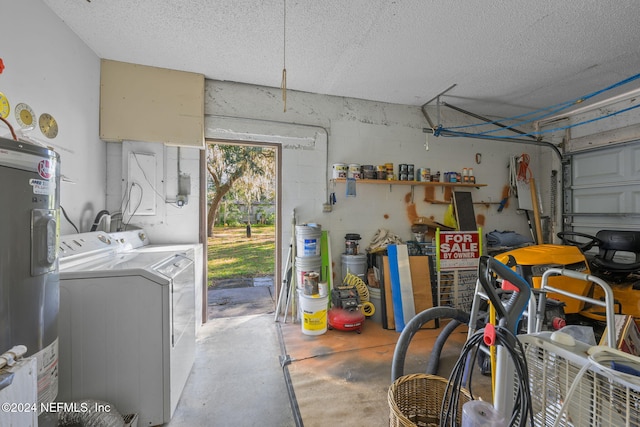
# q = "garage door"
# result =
<box><xmin>564</xmin><ymin>140</ymin><xmax>640</xmax><ymax>235</ymax></box>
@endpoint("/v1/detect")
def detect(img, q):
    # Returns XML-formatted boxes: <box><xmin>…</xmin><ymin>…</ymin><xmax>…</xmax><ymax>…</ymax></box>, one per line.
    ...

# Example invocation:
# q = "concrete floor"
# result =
<box><xmin>165</xmin><ymin>313</ymin><xmax>296</xmax><ymax>427</ymax></box>
<box><xmin>165</xmin><ymin>281</ymin><xmax>491</xmax><ymax>426</ymax></box>
<box><xmin>166</xmin><ymin>280</ymin><xmax>298</xmax><ymax>426</ymax></box>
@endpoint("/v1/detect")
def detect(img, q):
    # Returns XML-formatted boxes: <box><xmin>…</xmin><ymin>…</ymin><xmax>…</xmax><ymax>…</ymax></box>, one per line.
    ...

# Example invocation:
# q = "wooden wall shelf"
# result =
<box><xmin>331</xmin><ymin>178</ymin><xmax>486</xmax><ymax>189</ymax></box>
<box><xmin>331</xmin><ymin>178</ymin><xmax>487</xmax><ymax>204</ymax></box>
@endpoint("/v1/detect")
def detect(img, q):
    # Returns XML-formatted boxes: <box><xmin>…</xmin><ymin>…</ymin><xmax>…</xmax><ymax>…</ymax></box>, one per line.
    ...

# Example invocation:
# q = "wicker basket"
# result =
<box><xmin>388</xmin><ymin>374</ymin><xmax>472</xmax><ymax>427</ymax></box>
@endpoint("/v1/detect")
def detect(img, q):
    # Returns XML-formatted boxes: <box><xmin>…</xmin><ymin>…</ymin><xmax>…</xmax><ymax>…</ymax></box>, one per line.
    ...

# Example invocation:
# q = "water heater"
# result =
<box><xmin>0</xmin><ymin>135</ymin><xmax>60</xmax><ymax>424</ymax></box>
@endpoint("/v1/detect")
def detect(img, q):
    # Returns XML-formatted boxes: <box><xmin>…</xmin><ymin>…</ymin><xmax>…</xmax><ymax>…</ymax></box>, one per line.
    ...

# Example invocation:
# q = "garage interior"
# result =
<box><xmin>3</xmin><ymin>0</ymin><xmax>640</xmax><ymax>426</ymax></box>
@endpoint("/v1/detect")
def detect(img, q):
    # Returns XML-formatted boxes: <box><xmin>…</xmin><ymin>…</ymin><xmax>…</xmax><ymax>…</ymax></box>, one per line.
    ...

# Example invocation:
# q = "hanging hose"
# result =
<box><xmin>440</xmin><ymin>326</ymin><xmax>534</xmax><ymax>427</ymax></box>
<box><xmin>361</xmin><ymin>301</ymin><xmax>375</xmax><ymax>317</ymax></box>
<box><xmin>343</xmin><ymin>271</ymin><xmax>374</xmax><ymax>316</ymax></box>
<box><xmin>425</xmin><ymin>319</ymin><xmax>463</xmax><ymax>375</ymax></box>
<box><xmin>343</xmin><ymin>271</ymin><xmax>369</xmax><ymax>302</ymax></box>
<box><xmin>391</xmin><ymin>306</ymin><xmax>471</xmax><ymax>381</ymax></box>
<box><xmin>90</xmin><ymin>210</ymin><xmax>110</xmax><ymax>231</ymax></box>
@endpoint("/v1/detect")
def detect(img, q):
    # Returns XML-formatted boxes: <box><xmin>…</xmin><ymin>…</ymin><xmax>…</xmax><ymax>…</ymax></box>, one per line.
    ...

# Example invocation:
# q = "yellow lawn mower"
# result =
<box><xmin>495</xmin><ymin>230</ymin><xmax>640</xmax><ymax>330</ymax></box>
<box><xmin>494</xmin><ymin>244</ymin><xmax>591</xmax><ymax>331</ymax></box>
<box><xmin>557</xmin><ymin>230</ymin><xmax>640</xmax><ymax>320</ymax></box>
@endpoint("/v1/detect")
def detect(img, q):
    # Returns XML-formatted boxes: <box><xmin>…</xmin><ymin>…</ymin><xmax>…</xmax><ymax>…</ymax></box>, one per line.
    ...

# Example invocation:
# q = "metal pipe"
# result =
<box><xmin>204</xmin><ymin>113</ymin><xmax>330</xmax><ymax>200</ymax></box>
<box><xmin>422</xmin><ymin>83</ymin><xmax>458</xmax><ymax>108</ymax></box>
<box><xmin>421</xmin><ymin>84</ymin><xmax>457</xmax><ymax>129</ymax></box>
<box><xmin>442</xmin><ymin>102</ymin><xmax>536</xmax><ymax>139</ymax></box>
<box><xmin>424</xmin><ymin>127</ymin><xmax>562</xmax><ymax>160</ymax></box>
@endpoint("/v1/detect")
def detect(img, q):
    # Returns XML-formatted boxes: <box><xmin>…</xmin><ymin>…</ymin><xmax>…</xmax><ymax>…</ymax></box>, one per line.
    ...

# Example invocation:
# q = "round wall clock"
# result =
<box><xmin>39</xmin><ymin>113</ymin><xmax>58</xmax><ymax>139</ymax></box>
<box><xmin>0</xmin><ymin>92</ymin><xmax>10</xmax><ymax>119</ymax></box>
<box><xmin>15</xmin><ymin>103</ymin><xmax>36</xmax><ymax>130</ymax></box>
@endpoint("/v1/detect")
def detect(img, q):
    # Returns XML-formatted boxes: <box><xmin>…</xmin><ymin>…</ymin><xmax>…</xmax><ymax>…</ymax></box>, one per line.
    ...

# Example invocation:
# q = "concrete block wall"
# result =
<box><xmin>206</xmin><ymin>80</ymin><xmax>554</xmax><ymax>284</ymax></box>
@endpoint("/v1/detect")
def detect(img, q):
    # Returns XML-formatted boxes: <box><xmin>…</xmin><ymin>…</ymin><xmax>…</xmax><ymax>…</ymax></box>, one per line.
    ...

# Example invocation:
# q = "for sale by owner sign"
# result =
<box><xmin>437</xmin><ymin>230</ymin><xmax>481</xmax><ymax>269</ymax></box>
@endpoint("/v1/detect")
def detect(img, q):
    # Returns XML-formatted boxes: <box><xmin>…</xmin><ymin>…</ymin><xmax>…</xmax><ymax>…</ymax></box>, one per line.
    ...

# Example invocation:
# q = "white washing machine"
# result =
<box><xmin>58</xmin><ymin>230</ymin><xmax>197</xmax><ymax>426</ymax></box>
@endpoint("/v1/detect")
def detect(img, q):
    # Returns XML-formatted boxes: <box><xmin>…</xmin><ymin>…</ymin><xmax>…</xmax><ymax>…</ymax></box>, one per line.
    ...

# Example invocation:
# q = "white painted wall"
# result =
<box><xmin>105</xmin><ymin>141</ymin><xmax>201</xmax><ymax>244</ymax></box>
<box><xmin>206</xmin><ymin>81</ymin><xmax>554</xmax><ymax>282</ymax></box>
<box><xmin>3</xmin><ymin>0</ymin><xmax>105</xmax><ymax>235</ymax></box>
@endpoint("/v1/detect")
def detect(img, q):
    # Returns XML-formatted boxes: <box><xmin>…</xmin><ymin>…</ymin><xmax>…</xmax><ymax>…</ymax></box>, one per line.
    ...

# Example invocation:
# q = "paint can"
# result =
<box><xmin>295</xmin><ymin>256</ymin><xmax>322</xmax><ymax>289</ymax></box>
<box><xmin>318</xmin><ymin>282</ymin><xmax>328</xmax><ymax>297</ymax></box>
<box><xmin>407</xmin><ymin>164</ymin><xmax>415</xmax><ymax>181</ymax></box>
<box><xmin>296</xmin><ymin>224</ymin><xmax>322</xmax><ymax>257</ymax></box>
<box><xmin>347</xmin><ymin>164</ymin><xmax>361</xmax><ymax>179</ymax></box>
<box><xmin>362</xmin><ymin>165</ymin><xmax>376</xmax><ymax>179</ymax></box>
<box><xmin>332</xmin><ymin>163</ymin><xmax>348</xmax><ymax>179</ymax></box>
<box><xmin>299</xmin><ymin>292</ymin><xmax>328</xmax><ymax>336</ymax></box>
<box><xmin>303</xmin><ymin>272</ymin><xmax>320</xmax><ymax>295</ymax></box>
<box><xmin>385</xmin><ymin>163</ymin><xmax>394</xmax><ymax>180</ymax></box>
<box><xmin>344</xmin><ymin>233</ymin><xmax>361</xmax><ymax>255</ymax></box>
<box><xmin>418</xmin><ymin>168</ymin><xmax>431</xmax><ymax>182</ymax></box>
<box><xmin>376</xmin><ymin>165</ymin><xmax>387</xmax><ymax>180</ymax></box>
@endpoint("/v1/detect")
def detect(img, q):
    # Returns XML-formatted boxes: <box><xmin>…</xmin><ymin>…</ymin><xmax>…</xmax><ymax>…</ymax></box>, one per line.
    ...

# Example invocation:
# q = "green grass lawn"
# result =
<box><xmin>207</xmin><ymin>225</ymin><xmax>275</xmax><ymax>287</ymax></box>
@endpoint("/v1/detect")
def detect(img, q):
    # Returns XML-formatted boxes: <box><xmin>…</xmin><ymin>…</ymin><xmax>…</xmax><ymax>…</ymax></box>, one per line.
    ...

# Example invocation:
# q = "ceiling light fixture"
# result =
<box><xmin>281</xmin><ymin>0</ymin><xmax>287</xmax><ymax>112</ymax></box>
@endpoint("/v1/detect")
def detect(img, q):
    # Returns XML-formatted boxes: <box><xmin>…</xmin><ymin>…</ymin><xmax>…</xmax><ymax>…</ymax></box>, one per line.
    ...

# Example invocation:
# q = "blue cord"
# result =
<box><xmin>439</xmin><ymin>72</ymin><xmax>640</xmax><ymax>138</ymax></box>
<box><xmin>441</xmin><ymin>102</ymin><xmax>640</xmax><ymax>139</ymax></box>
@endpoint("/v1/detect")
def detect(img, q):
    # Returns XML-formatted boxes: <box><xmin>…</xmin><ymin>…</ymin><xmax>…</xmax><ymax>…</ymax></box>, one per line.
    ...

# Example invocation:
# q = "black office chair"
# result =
<box><xmin>558</xmin><ymin>229</ymin><xmax>640</xmax><ymax>283</ymax></box>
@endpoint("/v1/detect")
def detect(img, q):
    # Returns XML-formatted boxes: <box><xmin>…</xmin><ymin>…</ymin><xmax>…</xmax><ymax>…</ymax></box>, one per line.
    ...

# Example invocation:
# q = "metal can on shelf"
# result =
<box><xmin>419</xmin><ymin>168</ymin><xmax>431</xmax><ymax>182</ymax></box>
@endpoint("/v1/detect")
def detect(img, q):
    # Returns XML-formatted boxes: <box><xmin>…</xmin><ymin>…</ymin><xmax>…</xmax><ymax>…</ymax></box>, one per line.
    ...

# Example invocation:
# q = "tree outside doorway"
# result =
<box><xmin>206</xmin><ymin>143</ymin><xmax>275</xmax><ymax>236</ymax></box>
<box><xmin>205</xmin><ymin>142</ymin><xmax>277</xmax><ymax>318</ymax></box>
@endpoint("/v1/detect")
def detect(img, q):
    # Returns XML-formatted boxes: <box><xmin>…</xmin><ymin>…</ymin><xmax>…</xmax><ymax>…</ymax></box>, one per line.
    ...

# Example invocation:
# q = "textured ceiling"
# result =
<box><xmin>43</xmin><ymin>0</ymin><xmax>640</xmax><ymax>118</ymax></box>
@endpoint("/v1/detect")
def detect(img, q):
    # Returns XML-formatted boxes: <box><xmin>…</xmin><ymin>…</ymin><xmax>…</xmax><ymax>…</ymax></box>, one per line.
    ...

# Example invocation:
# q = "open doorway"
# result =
<box><xmin>204</xmin><ymin>140</ymin><xmax>279</xmax><ymax>319</ymax></box>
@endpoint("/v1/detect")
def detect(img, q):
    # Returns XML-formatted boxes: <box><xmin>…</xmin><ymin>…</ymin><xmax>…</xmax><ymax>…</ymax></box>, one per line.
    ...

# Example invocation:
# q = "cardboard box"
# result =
<box><xmin>600</xmin><ymin>314</ymin><xmax>640</xmax><ymax>356</ymax></box>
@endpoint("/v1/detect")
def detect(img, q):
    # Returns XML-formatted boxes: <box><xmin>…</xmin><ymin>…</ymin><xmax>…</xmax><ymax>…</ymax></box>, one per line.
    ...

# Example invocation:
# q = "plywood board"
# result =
<box><xmin>409</xmin><ymin>256</ymin><xmax>436</xmax><ymax>328</ymax></box>
<box><xmin>382</xmin><ymin>255</ymin><xmax>434</xmax><ymax>329</ymax></box>
<box><xmin>100</xmin><ymin>59</ymin><xmax>205</xmax><ymax>147</ymax></box>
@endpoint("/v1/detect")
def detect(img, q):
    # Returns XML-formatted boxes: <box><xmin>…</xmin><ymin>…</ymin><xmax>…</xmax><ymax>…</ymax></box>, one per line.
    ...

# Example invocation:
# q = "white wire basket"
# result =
<box><xmin>519</xmin><ymin>332</ymin><xmax>640</xmax><ymax>427</ymax></box>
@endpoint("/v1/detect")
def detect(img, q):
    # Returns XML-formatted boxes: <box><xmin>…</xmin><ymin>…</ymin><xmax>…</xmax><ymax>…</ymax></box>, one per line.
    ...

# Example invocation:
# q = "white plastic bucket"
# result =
<box><xmin>341</xmin><ymin>253</ymin><xmax>367</xmax><ymax>284</ymax></box>
<box><xmin>332</xmin><ymin>163</ymin><xmax>348</xmax><ymax>179</ymax></box>
<box><xmin>303</xmin><ymin>272</ymin><xmax>320</xmax><ymax>295</ymax></box>
<box><xmin>299</xmin><ymin>292</ymin><xmax>328</xmax><ymax>336</ymax></box>
<box><xmin>296</xmin><ymin>224</ymin><xmax>322</xmax><ymax>257</ymax></box>
<box><xmin>295</xmin><ymin>256</ymin><xmax>322</xmax><ymax>290</ymax></box>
